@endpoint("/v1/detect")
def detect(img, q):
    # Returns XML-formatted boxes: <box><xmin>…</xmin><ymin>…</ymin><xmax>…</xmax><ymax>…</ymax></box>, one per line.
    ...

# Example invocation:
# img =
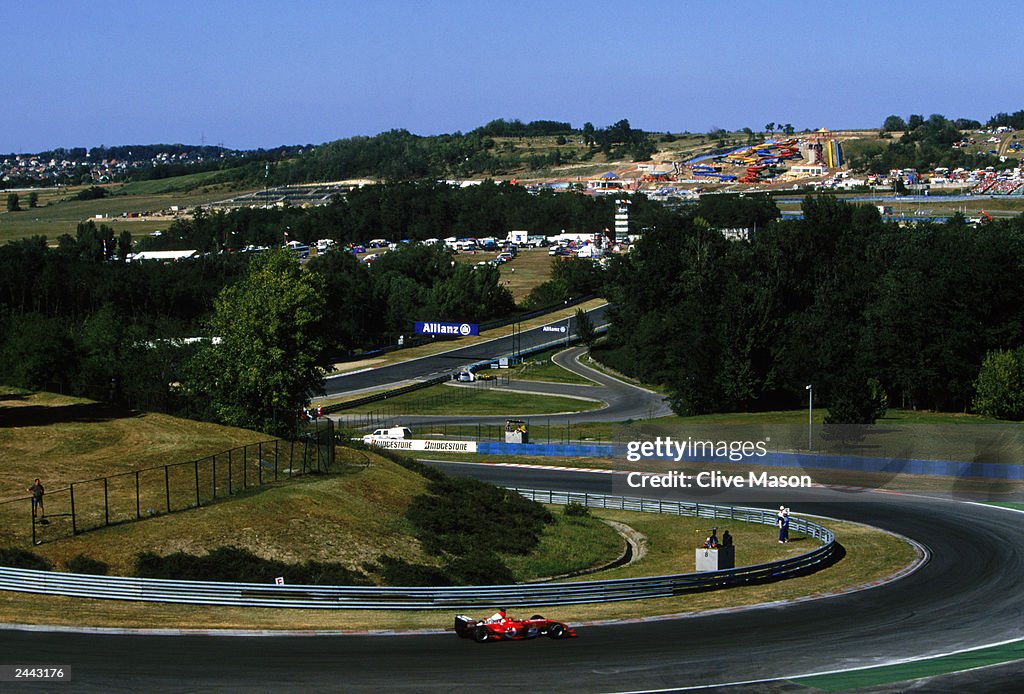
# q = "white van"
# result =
<box><xmin>361</xmin><ymin>427</ymin><xmax>412</xmax><ymax>443</ymax></box>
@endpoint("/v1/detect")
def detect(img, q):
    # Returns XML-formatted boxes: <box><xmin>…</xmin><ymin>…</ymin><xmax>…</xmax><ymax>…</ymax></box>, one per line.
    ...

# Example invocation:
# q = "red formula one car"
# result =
<box><xmin>455</xmin><ymin>612</ymin><xmax>577</xmax><ymax>642</ymax></box>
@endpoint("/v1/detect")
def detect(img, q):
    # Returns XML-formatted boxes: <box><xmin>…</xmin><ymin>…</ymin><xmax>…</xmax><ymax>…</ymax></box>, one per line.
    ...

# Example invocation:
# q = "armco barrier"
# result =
<box><xmin>0</xmin><ymin>490</ymin><xmax>835</xmax><ymax>610</ymax></box>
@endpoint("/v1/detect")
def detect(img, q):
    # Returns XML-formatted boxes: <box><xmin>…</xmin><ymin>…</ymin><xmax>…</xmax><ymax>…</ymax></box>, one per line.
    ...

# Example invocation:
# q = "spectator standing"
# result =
<box><xmin>778</xmin><ymin>507</ymin><xmax>791</xmax><ymax>543</ymax></box>
<box><xmin>704</xmin><ymin>528</ymin><xmax>720</xmax><ymax>549</ymax></box>
<box><xmin>28</xmin><ymin>478</ymin><xmax>44</xmax><ymax>520</ymax></box>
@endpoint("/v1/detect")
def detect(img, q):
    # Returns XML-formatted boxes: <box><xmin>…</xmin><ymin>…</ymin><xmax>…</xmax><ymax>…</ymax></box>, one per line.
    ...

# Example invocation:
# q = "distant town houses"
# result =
<box><xmin>0</xmin><ymin>147</ymin><xmax>237</xmax><ymax>185</ymax></box>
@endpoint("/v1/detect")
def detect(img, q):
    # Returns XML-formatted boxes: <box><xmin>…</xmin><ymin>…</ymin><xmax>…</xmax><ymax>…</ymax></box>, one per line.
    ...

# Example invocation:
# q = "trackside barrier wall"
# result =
<box><xmin>476</xmin><ymin>443</ymin><xmax>1024</xmax><ymax>481</ymax></box>
<box><xmin>0</xmin><ymin>490</ymin><xmax>835</xmax><ymax>610</ymax></box>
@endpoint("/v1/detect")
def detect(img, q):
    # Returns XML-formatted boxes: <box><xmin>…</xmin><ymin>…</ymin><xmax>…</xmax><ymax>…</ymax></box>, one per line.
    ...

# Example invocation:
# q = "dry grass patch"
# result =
<box><xmin>0</xmin><ymin>390</ymin><xmax>265</xmax><ymax>500</ymax></box>
<box><xmin>26</xmin><ymin>455</ymin><xmax>434</xmax><ymax>578</ymax></box>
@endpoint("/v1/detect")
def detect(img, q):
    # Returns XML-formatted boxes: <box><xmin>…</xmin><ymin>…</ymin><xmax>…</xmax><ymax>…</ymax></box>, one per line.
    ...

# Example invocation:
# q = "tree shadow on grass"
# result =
<box><xmin>0</xmin><ymin>401</ymin><xmax>135</xmax><ymax>428</ymax></box>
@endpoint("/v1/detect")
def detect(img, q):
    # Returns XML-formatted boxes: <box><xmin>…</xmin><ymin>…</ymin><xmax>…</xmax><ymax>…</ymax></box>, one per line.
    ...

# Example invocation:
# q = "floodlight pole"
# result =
<box><xmin>806</xmin><ymin>384</ymin><xmax>813</xmax><ymax>451</ymax></box>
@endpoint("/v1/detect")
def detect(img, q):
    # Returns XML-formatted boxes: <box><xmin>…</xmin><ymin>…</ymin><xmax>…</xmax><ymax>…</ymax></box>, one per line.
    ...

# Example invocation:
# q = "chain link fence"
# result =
<box><xmin>0</xmin><ymin>421</ymin><xmax>336</xmax><ymax>547</ymax></box>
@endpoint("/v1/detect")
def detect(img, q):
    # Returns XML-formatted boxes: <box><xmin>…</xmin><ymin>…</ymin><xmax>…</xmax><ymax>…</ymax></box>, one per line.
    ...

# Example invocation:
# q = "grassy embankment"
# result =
<box><xmin>0</xmin><ymin>386</ymin><xmax>917</xmax><ymax>630</ymax></box>
<box><xmin>339</xmin><ymin>381</ymin><xmax>602</xmax><ymax>417</ymax></box>
<box><xmin>452</xmin><ymin>246</ymin><xmax>556</xmax><ymax>303</ymax></box>
<box><xmin>512</xmin><ymin>345</ymin><xmax>595</xmax><ymax>385</ymax></box>
<box><xmin>0</xmin><ymin>387</ymin><xmax>621</xmax><ymax>580</ymax></box>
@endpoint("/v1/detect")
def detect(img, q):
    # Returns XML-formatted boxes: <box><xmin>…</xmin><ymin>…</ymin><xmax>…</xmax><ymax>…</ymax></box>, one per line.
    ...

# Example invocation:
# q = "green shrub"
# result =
<box><xmin>372</xmin><ymin>447</ymin><xmax>446</xmax><ymax>482</ymax></box>
<box><xmin>66</xmin><ymin>554</ymin><xmax>109</xmax><ymax>575</ymax></box>
<box><xmin>0</xmin><ymin>547</ymin><xmax>52</xmax><ymax>571</ymax></box>
<box><xmin>445</xmin><ymin>551</ymin><xmax>515</xmax><ymax>585</ymax></box>
<box><xmin>133</xmin><ymin>546</ymin><xmax>370</xmax><ymax>585</ymax></box>
<box><xmin>405</xmin><ymin>476</ymin><xmax>553</xmax><ymax>557</ymax></box>
<box><xmin>563</xmin><ymin>501</ymin><xmax>590</xmax><ymax>517</ymax></box>
<box><xmin>73</xmin><ymin>186</ymin><xmax>108</xmax><ymax>201</ymax></box>
<box><xmin>520</xmin><ymin>279</ymin><xmax>569</xmax><ymax>310</ymax></box>
<box><xmin>589</xmin><ymin>342</ymin><xmax>644</xmax><ymax>380</ymax></box>
<box><xmin>377</xmin><ymin>556</ymin><xmax>452</xmax><ymax>586</ymax></box>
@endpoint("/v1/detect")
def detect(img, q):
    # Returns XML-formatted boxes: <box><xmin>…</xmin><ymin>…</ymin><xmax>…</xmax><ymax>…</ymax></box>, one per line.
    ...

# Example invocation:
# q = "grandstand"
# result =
<box><xmin>971</xmin><ymin>177</ymin><xmax>1024</xmax><ymax>195</ymax></box>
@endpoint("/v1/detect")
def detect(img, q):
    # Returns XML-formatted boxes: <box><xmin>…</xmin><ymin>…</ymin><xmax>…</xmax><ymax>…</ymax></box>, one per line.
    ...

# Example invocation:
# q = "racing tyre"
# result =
<box><xmin>547</xmin><ymin>624</ymin><xmax>565</xmax><ymax>639</ymax></box>
<box><xmin>473</xmin><ymin>625</ymin><xmax>490</xmax><ymax>643</ymax></box>
<box><xmin>529</xmin><ymin>615</ymin><xmax>544</xmax><ymax>620</ymax></box>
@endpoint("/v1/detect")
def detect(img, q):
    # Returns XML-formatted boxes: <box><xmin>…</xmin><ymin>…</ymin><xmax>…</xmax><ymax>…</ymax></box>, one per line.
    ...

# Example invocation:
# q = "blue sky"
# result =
<box><xmin>3</xmin><ymin>1</ymin><xmax>1022</xmax><ymax>152</ymax></box>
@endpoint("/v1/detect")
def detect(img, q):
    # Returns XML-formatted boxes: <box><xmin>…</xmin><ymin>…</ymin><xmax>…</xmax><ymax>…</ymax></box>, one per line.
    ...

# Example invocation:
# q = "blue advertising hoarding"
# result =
<box><xmin>415</xmin><ymin>321</ymin><xmax>479</xmax><ymax>336</ymax></box>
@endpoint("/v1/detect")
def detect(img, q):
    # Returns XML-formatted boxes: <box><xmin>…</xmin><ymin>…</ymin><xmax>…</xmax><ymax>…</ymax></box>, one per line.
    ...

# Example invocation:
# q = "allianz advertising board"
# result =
<box><xmin>415</xmin><ymin>321</ymin><xmax>479</xmax><ymax>336</ymax></box>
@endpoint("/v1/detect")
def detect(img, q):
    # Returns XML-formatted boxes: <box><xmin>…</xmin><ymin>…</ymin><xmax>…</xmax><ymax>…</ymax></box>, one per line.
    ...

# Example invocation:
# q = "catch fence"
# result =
<box><xmin>0</xmin><ymin>421</ymin><xmax>335</xmax><ymax>547</ymax></box>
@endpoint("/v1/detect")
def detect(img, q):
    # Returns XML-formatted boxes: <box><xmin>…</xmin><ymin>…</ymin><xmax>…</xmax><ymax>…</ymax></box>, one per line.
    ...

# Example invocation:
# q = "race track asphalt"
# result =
<box><xmin>3</xmin><ymin>462</ymin><xmax>1023</xmax><ymax>693</ymax></box>
<box><xmin>322</xmin><ymin>303</ymin><xmax>611</xmax><ymax>397</ymax></box>
<box><xmin>334</xmin><ymin>344</ymin><xmax>673</xmax><ymax>429</ymax></box>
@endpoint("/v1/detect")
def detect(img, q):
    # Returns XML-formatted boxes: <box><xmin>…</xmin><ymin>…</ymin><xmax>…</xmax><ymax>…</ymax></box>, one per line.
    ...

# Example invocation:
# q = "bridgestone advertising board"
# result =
<box><xmin>363</xmin><ymin>438</ymin><xmax>478</xmax><ymax>453</ymax></box>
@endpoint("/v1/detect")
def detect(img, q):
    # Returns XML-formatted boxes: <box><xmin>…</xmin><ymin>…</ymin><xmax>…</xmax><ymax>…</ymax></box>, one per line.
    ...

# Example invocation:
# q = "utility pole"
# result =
<box><xmin>806</xmin><ymin>384</ymin><xmax>813</xmax><ymax>451</ymax></box>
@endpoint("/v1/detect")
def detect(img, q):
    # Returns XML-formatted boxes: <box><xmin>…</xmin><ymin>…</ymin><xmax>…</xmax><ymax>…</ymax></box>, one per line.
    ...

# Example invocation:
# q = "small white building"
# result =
<box><xmin>129</xmin><ymin>250</ymin><xmax>197</xmax><ymax>262</ymax></box>
<box><xmin>506</xmin><ymin>230</ymin><xmax>530</xmax><ymax>245</ymax></box>
<box><xmin>791</xmin><ymin>165</ymin><xmax>826</xmax><ymax>176</ymax></box>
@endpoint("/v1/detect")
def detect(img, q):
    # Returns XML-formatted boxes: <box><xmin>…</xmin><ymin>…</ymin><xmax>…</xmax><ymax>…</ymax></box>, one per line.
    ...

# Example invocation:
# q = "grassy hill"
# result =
<box><xmin>0</xmin><ymin>178</ymin><xmax>256</xmax><ymax>245</ymax></box>
<box><xmin>6</xmin><ymin>122</ymin><xmax>1024</xmax><ymax>247</ymax></box>
<box><xmin>0</xmin><ymin>387</ymin><xmax>620</xmax><ymax>583</ymax></box>
<box><xmin>0</xmin><ymin>389</ymin><xmax>265</xmax><ymax>500</ymax></box>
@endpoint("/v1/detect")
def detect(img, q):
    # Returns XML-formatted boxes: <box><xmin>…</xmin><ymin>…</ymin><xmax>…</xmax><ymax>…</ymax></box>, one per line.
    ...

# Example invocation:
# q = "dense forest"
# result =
<box><xmin>603</xmin><ymin>196</ymin><xmax>1024</xmax><ymax>417</ymax></box>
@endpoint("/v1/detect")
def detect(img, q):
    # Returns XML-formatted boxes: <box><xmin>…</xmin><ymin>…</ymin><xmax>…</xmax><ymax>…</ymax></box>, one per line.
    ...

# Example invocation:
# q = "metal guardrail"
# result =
<box><xmin>0</xmin><ymin>490</ymin><xmax>836</xmax><ymax>610</ymax></box>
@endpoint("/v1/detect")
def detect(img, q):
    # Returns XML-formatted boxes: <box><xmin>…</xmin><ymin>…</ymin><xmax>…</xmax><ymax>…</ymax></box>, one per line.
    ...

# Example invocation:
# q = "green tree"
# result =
<box><xmin>973</xmin><ymin>348</ymin><xmax>1024</xmax><ymax>420</ymax></box>
<box><xmin>6</xmin><ymin>193</ymin><xmax>20</xmax><ymax>212</ymax></box>
<box><xmin>27</xmin><ymin>192</ymin><xmax>38</xmax><ymax>208</ymax></box>
<box><xmin>189</xmin><ymin>251</ymin><xmax>327</xmax><ymax>436</ymax></box>
<box><xmin>117</xmin><ymin>230</ymin><xmax>133</xmax><ymax>262</ymax></box>
<box><xmin>882</xmin><ymin>115</ymin><xmax>907</xmax><ymax>132</ymax></box>
<box><xmin>575</xmin><ymin>307</ymin><xmax>596</xmax><ymax>351</ymax></box>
